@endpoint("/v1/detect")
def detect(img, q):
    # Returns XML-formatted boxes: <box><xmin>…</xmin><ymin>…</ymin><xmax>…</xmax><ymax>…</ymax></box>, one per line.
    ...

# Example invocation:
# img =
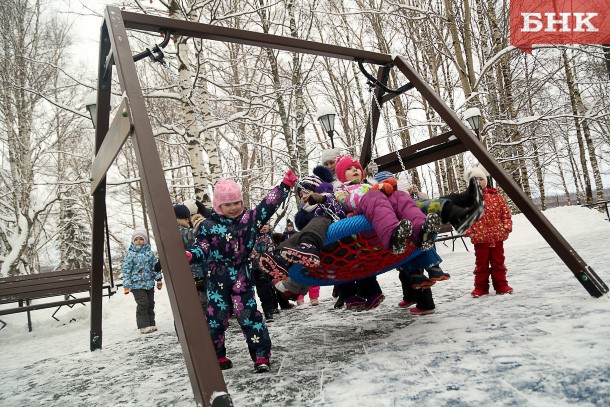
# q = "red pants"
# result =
<box><xmin>473</xmin><ymin>241</ymin><xmax>510</xmax><ymax>293</ymax></box>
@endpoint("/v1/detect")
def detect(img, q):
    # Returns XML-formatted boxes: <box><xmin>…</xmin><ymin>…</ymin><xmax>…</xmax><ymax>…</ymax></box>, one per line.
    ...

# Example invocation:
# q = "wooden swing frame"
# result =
<box><xmin>89</xmin><ymin>7</ymin><xmax>607</xmax><ymax>406</ymax></box>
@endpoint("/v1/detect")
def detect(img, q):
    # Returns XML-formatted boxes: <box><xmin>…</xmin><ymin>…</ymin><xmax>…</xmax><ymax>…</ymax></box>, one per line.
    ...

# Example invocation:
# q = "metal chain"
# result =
<box><xmin>371</xmin><ymin>89</ymin><xmax>407</xmax><ymax>174</ymax></box>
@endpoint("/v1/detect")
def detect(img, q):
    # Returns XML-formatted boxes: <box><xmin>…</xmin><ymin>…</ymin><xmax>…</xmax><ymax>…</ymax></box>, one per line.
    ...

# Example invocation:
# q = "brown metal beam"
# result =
<box><xmin>90</xmin><ymin>98</ymin><xmax>134</xmax><ymax>194</ymax></box>
<box><xmin>375</xmin><ymin>131</ymin><xmax>468</xmax><ymax>173</ymax></box>
<box><xmin>90</xmin><ymin>22</ymin><xmax>113</xmax><ymax>352</ymax></box>
<box><xmin>104</xmin><ymin>6</ymin><xmax>230</xmax><ymax>406</ymax></box>
<box><xmin>120</xmin><ymin>10</ymin><xmax>392</xmax><ymax>65</ymax></box>
<box><xmin>393</xmin><ymin>55</ymin><xmax>608</xmax><ymax>298</ymax></box>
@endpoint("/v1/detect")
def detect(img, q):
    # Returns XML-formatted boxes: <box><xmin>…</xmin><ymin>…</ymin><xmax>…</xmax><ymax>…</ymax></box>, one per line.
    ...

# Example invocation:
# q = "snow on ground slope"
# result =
<box><xmin>0</xmin><ymin>206</ymin><xmax>609</xmax><ymax>406</ymax></box>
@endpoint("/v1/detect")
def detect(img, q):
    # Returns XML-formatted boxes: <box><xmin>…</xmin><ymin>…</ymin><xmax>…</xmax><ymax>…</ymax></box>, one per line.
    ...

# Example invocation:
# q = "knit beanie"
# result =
<box><xmin>373</xmin><ymin>171</ymin><xmax>395</xmax><ymax>183</ymax></box>
<box><xmin>320</xmin><ymin>148</ymin><xmax>341</xmax><ymax>164</ymax></box>
<box><xmin>335</xmin><ymin>155</ymin><xmax>364</xmax><ymax>183</ymax></box>
<box><xmin>183</xmin><ymin>199</ymin><xmax>198</xmax><ymax>216</ymax></box>
<box><xmin>213</xmin><ymin>179</ymin><xmax>243</xmax><ymax>214</ymax></box>
<box><xmin>298</xmin><ymin>174</ymin><xmax>323</xmax><ymax>193</ymax></box>
<box><xmin>131</xmin><ymin>228</ymin><xmax>148</xmax><ymax>245</ymax></box>
<box><xmin>464</xmin><ymin>164</ymin><xmax>489</xmax><ymax>182</ymax></box>
<box><xmin>174</xmin><ymin>204</ymin><xmax>191</xmax><ymax>220</ymax></box>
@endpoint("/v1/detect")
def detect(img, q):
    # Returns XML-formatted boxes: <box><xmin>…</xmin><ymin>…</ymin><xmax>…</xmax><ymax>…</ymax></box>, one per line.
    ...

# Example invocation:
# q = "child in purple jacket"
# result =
<box><xmin>187</xmin><ymin>170</ymin><xmax>297</xmax><ymax>373</ymax></box>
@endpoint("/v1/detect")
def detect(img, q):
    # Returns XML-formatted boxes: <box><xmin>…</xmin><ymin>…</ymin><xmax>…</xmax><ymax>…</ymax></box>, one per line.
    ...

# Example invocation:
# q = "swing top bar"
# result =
<box><xmin>120</xmin><ymin>11</ymin><xmax>393</xmax><ymax>65</ymax></box>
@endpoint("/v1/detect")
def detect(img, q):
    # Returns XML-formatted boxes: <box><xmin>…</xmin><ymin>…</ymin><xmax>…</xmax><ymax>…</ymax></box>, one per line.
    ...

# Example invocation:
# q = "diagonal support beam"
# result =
<box><xmin>103</xmin><ymin>7</ymin><xmax>231</xmax><ymax>406</ymax></box>
<box><xmin>392</xmin><ymin>55</ymin><xmax>608</xmax><ymax>298</ymax></box>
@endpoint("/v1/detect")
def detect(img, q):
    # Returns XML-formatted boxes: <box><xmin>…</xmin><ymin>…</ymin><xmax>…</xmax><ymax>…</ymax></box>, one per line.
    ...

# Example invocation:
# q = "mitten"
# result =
<box><xmin>371</xmin><ymin>182</ymin><xmax>394</xmax><ymax>196</ymax></box>
<box><xmin>282</xmin><ymin>169</ymin><xmax>298</xmax><ymax>187</ymax></box>
<box><xmin>156</xmin><ymin>280</ymin><xmax>163</xmax><ymax>290</ymax></box>
<box><xmin>385</xmin><ymin>177</ymin><xmax>398</xmax><ymax>191</ymax></box>
<box><xmin>154</xmin><ymin>261</ymin><xmax>162</xmax><ymax>273</ymax></box>
<box><xmin>186</xmin><ymin>251</ymin><xmax>193</xmax><ymax>263</ymax></box>
<box><xmin>307</xmin><ymin>193</ymin><xmax>326</xmax><ymax>205</ymax></box>
<box><xmin>124</xmin><ymin>288</ymin><xmax>130</xmax><ymax>295</ymax></box>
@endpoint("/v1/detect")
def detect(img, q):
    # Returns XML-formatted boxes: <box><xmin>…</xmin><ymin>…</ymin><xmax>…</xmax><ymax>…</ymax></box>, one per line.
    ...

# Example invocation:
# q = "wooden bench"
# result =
<box><xmin>0</xmin><ymin>268</ymin><xmax>114</xmax><ymax>332</ymax></box>
<box><xmin>582</xmin><ymin>200</ymin><xmax>610</xmax><ymax>222</ymax></box>
<box><xmin>435</xmin><ymin>224</ymin><xmax>469</xmax><ymax>251</ymax></box>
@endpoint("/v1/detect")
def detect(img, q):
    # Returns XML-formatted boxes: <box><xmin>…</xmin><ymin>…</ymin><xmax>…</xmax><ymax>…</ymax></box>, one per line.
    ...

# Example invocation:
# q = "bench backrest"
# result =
<box><xmin>0</xmin><ymin>268</ymin><xmax>91</xmax><ymax>304</ymax></box>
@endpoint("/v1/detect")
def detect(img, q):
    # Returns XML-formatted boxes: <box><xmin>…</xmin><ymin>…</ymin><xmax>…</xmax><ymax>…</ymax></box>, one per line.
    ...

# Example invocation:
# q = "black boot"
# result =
<box><xmin>440</xmin><ymin>196</ymin><xmax>484</xmax><ymax>234</ymax></box>
<box><xmin>389</xmin><ymin>220</ymin><xmax>412</xmax><ymax>254</ymax></box>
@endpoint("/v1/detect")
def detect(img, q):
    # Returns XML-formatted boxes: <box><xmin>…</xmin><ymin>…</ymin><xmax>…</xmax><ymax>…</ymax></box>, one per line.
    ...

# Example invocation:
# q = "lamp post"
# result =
<box><xmin>316</xmin><ymin>104</ymin><xmax>336</xmax><ymax>148</ymax></box>
<box><xmin>463</xmin><ymin>106</ymin><xmax>481</xmax><ymax>138</ymax></box>
<box><xmin>85</xmin><ymin>91</ymin><xmax>98</xmax><ymax>129</ymax></box>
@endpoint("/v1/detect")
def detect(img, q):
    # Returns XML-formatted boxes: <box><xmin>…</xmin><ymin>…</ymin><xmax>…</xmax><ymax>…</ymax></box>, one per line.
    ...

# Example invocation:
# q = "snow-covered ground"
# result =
<box><xmin>1</xmin><ymin>206</ymin><xmax>609</xmax><ymax>406</ymax></box>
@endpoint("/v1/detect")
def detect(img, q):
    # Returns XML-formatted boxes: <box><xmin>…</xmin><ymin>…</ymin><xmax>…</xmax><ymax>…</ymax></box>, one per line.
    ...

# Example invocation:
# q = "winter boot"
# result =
<box><xmin>389</xmin><ymin>220</ymin><xmax>412</xmax><ymax>254</ymax></box>
<box><xmin>410</xmin><ymin>307</ymin><xmax>436</xmax><ymax>315</ymax></box>
<box><xmin>218</xmin><ymin>357</ymin><xmax>233</xmax><ymax>370</ymax></box>
<box><xmin>398</xmin><ymin>300</ymin><xmax>416</xmax><ymax>308</ymax></box>
<box><xmin>264</xmin><ymin>312</ymin><xmax>274</xmax><ymax>322</ymax></box>
<box><xmin>280</xmin><ymin>242</ymin><xmax>321</xmax><ymax>269</ymax></box>
<box><xmin>260</xmin><ymin>251</ymin><xmax>291</xmax><ymax>280</ymax></box>
<box><xmin>491</xmin><ymin>268</ymin><xmax>513</xmax><ymax>295</ymax></box>
<box><xmin>417</xmin><ymin>213</ymin><xmax>441</xmax><ymax>250</ymax></box>
<box><xmin>410</xmin><ymin>272</ymin><xmax>436</xmax><ymax>289</ymax></box>
<box><xmin>344</xmin><ymin>295</ymin><xmax>367</xmax><ymax>311</ymax></box>
<box><xmin>472</xmin><ymin>268</ymin><xmax>491</xmax><ymax>297</ymax></box>
<box><xmin>254</xmin><ymin>358</ymin><xmax>271</xmax><ymax>373</ymax></box>
<box><xmin>364</xmin><ymin>293</ymin><xmax>385</xmax><ymax>310</ymax></box>
<box><xmin>310</xmin><ymin>298</ymin><xmax>320</xmax><ymax>306</ymax></box>
<box><xmin>427</xmin><ymin>266</ymin><xmax>451</xmax><ymax>282</ymax></box>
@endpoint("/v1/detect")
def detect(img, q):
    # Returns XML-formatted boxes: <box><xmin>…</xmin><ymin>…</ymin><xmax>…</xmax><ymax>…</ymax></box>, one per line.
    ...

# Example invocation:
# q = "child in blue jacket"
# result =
<box><xmin>121</xmin><ymin>229</ymin><xmax>162</xmax><ymax>334</ymax></box>
<box><xmin>187</xmin><ymin>170</ymin><xmax>297</xmax><ymax>373</ymax></box>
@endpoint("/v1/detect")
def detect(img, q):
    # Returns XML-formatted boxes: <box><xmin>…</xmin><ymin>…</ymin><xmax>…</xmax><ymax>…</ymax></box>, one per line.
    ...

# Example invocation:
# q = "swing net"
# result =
<box><xmin>288</xmin><ymin>215</ymin><xmax>425</xmax><ymax>286</ymax></box>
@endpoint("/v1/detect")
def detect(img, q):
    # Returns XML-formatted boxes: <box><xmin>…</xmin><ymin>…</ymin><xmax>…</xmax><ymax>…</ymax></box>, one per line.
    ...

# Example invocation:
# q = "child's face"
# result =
<box><xmin>133</xmin><ymin>237</ymin><xmax>145</xmax><ymax>246</ymax></box>
<box><xmin>299</xmin><ymin>189</ymin><xmax>313</xmax><ymax>204</ymax></box>
<box><xmin>260</xmin><ymin>224</ymin><xmax>270</xmax><ymax>233</ymax></box>
<box><xmin>476</xmin><ymin>176</ymin><xmax>488</xmax><ymax>189</ymax></box>
<box><xmin>324</xmin><ymin>159</ymin><xmax>337</xmax><ymax>172</ymax></box>
<box><xmin>344</xmin><ymin>165</ymin><xmax>363</xmax><ymax>182</ymax></box>
<box><xmin>177</xmin><ymin>218</ymin><xmax>190</xmax><ymax>228</ymax></box>
<box><xmin>220</xmin><ymin>201</ymin><xmax>244</xmax><ymax>218</ymax></box>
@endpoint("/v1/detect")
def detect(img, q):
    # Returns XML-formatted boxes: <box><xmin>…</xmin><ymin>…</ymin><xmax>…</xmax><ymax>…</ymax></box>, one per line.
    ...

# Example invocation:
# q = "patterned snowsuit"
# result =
<box><xmin>189</xmin><ymin>183</ymin><xmax>290</xmax><ymax>362</ymax></box>
<box><xmin>464</xmin><ymin>187</ymin><xmax>512</xmax><ymax>294</ymax></box>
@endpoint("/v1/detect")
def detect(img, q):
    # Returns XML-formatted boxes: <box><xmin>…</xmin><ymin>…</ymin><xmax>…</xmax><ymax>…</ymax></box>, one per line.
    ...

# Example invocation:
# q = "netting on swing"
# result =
<box><xmin>287</xmin><ymin>64</ymin><xmax>424</xmax><ymax>286</ymax></box>
<box><xmin>287</xmin><ymin>215</ymin><xmax>426</xmax><ymax>286</ymax></box>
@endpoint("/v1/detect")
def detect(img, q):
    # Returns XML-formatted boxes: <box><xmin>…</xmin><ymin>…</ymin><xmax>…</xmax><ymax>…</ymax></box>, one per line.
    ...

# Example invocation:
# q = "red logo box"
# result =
<box><xmin>510</xmin><ymin>0</ymin><xmax>610</xmax><ymax>53</ymax></box>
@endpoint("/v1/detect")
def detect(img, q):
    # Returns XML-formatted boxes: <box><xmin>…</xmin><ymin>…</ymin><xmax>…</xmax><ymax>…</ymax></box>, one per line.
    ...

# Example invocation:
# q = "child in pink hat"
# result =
<box><xmin>186</xmin><ymin>170</ymin><xmax>298</xmax><ymax>373</ymax></box>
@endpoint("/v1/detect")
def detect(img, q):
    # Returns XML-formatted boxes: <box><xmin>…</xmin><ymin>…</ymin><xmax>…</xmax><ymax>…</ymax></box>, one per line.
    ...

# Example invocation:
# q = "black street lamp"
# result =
<box><xmin>463</xmin><ymin>107</ymin><xmax>481</xmax><ymax>136</ymax></box>
<box><xmin>85</xmin><ymin>91</ymin><xmax>97</xmax><ymax>129</ymax></box>
<box><xmin>316</xmin><ymin>105</ymin><xmax>337</xmax><ymax>148</ymax></box>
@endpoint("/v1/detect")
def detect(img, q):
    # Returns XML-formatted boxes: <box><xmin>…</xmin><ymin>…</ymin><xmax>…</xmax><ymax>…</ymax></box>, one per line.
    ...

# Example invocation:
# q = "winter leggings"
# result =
<box><xmin>206</xmin><ymin>271</ymin><xmax>271</xmax><ymax>362</ymax></box>
<box><xmin>132</xmin><ymin>288</ymin><xmax>155</xmax><ymax>329</ymax></box>
<box><xmin>297</xmin><ymin>286</ymin><xmax>320</xmax><ymax>301</ymax></box>
<box><xmin>358</xmin><ymin>189</ymin><xmax>427</xmax><ymax>249</ymax></box>
<box><xmin>253</xmin><ymin>268</ymin><xmax>276</xmax><ymax>316</ymax></box>
<box><xmin>473</xmin><ymin>241</ymin><xmax>509</xmax><ymax>292</ymax></box>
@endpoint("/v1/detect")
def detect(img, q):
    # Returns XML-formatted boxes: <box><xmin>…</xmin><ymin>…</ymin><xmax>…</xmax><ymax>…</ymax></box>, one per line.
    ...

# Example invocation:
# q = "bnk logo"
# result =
<box><xmin>510</xmin><ymin>0</ymin><xmax>610</xmax><ymax>53</ymax></box>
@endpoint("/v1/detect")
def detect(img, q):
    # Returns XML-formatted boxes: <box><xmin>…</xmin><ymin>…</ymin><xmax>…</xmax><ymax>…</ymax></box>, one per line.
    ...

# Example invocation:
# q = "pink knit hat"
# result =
<box><xmin>335</xmin><ymin>155</ymin><xmax>364</xmax><ymax>183</ymax></box>
<box><xmin>213</xmin><ymin>179</ymin><xmax>243</xmax><ymax>214</ymax></box>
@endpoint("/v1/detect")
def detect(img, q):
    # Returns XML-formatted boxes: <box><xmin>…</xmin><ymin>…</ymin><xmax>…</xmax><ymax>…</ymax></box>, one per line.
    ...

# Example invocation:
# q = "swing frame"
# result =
<box><xmin>89</xmin><ymin>7</ymin><xmax>607</xmax><ymax>406</ymax></box>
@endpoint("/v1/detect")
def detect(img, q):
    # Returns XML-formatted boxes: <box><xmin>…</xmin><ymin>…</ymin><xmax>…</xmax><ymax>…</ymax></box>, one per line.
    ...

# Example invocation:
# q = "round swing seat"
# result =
<box><xmin>288</xmin><ymin>215</ymin><xmax>425</xmax><ymax>286</ymax></box>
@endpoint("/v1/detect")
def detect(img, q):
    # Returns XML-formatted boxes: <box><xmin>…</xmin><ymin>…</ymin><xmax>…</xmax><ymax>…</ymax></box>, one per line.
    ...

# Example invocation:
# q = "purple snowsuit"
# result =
<box><xmin>188</xmin><ymin>183</ymin><xmax>290</xmax><ymax>362</ymax></box>
<box><xmin>358</xmin><ymin>189</ymin><xmax>427</xmax><ymax>249</ymax></box>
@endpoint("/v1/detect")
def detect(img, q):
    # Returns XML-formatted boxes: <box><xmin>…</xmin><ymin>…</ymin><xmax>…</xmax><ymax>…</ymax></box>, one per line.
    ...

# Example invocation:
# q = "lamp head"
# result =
<box><xmin>84</xmin><ymin>91</ymin><xmax>97</xmax><ymax>128</ymax></box>
<box><xmin>316</xmin><ymin>104</ymin><xmax>336</xmax><ymax>134</ymax></box>
<box><xmin>463</xmin><ymin>107</ymin><xmax>481</xmax><ymax>132</ymax></box>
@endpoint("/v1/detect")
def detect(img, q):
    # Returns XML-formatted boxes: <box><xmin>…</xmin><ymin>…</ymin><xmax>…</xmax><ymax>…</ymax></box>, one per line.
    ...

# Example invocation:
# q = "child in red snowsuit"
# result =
<box><xmin>463</xmin><ymin>165</ymin><xmax>514</xmax><ymax>297</ymax></box>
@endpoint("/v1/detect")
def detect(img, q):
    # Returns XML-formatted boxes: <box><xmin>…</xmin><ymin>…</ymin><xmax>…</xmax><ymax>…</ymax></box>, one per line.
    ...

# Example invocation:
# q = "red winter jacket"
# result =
<box><xmin>464</xmin><ymin>187</ymin><xmax>512</xmax><ymax>245</ymax></box>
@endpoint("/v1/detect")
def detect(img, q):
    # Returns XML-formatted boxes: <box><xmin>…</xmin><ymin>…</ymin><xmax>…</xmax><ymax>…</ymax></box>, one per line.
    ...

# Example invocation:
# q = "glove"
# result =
<box><xmin>282</xmin><ymin>169</ymin><xmax>298</xmax><ymax>187</ymax></box>
<box><xmin>156</xmin><ymin>280</ymin><xmax>163</xmax><ymax>290</ymax></box>
<box><xmin>307</xmin><ymin>193</ymin><xmax>326</xmax><ymax>205</ymax></box>
<box><xmin>371</xmin><ymin>182</ymin><xmax>394</xmax><ymax>196</ymax></box>
<box><xmin>186</xmin><ymin>251</ymin><xmax>193</xmax><ymax>263</ymax></box>
<box><xmin>154</xmin><ymin>261</ymin><xmax>162</xmax><ymax>273</ymax></box>
<box><xmin>124</xmin><ymin>288</ymin><xmax>130</xmax><ymax>295</ymax></box>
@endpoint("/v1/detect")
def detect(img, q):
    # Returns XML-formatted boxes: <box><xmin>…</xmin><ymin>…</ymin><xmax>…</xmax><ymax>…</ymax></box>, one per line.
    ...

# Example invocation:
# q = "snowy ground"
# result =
<box><xmin>1</xmin><ymin>206</ymin><xmax>609</xmax><ymax>406</ymax></box>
